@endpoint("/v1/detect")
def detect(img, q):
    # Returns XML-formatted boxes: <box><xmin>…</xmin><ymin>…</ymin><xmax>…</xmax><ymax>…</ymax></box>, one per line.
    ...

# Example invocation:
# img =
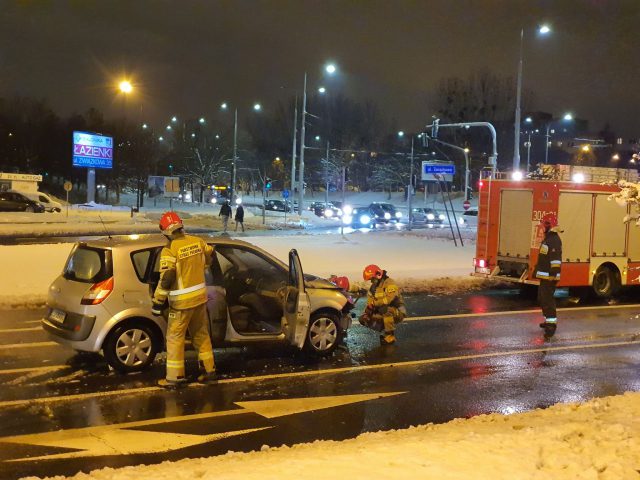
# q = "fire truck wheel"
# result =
<box><xmin>592</xmin><ymin>266</ymin><xmax>621</xmax><ymax>298</ymax></box>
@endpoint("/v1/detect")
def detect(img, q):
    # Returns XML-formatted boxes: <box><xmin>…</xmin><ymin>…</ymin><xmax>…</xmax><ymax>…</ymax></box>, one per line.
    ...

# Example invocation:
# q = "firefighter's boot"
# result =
<box><xmin>380</xmin><ymin>314</ymin><xmax>396</xmax><ymax>345</ymax></box>
<box><xmin>158</xmin><ymin>377</ymin><xmax>188</xmax><ymax>390</ymax></box>
<box><xmin>196</xmin><ymin>370</ymin><xmax>218</xmax><ymax>385</ymax></box>
<box><xmin>539</xmin><ymin>321</ymin><xmax>557</xmax><ymax>337</ymax></box>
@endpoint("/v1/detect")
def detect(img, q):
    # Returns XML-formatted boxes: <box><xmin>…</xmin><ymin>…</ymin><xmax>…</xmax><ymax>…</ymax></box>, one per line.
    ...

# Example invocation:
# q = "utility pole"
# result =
<box><xmin>298</xmin><ymin>73</ymin><xmax>307</xmax><ymax>218</ymax></box>
<box><xmin>513</xmin><ymin>27</ymin><xmax>524</xmax><ymax>171</ymax></box>
<box><xmin>408</xmin><ymin>137</ymin><xmax>414</xmax><ymax>231</ymax></box>
<box><xmin>232</xmin><ymin>108</ymin><xmax>238</xmax><ymax>203</ymax></box>
<box><xmin>325</xmin><ymin>141</ymin><xmax>330</xmax><ymax>207</ymax></box>
<box><xmin>290</xmin><ymin>98</ymin><xmax>297</xmax><ymax>198</ymax></box>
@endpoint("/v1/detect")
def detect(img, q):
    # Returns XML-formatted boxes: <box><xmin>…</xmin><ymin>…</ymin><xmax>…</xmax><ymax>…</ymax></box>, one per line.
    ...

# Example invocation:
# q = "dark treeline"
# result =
<box><xmin>0</xmin><ymin>71</ymin><xmax>541</xmax><ymax>203</ymax></box>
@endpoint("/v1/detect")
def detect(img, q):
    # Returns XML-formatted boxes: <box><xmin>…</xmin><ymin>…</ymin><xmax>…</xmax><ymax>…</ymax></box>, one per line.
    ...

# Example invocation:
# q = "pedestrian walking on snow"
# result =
<box><xmin>234</xmin><ymin>202</ymin><xmax>245</xmax><ymax>232</ymax></box>
<box><xmin>219</xmin><ymin>200</ymin><xmax>232</xmax><ymax>233</ymax></box>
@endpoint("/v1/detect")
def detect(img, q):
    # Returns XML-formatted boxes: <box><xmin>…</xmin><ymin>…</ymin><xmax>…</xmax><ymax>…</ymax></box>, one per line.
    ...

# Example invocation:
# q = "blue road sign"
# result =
<box><xmin>423</xmin><ymin>164</ymin><xmax>455</xmax><ymax>175</ymax></box>
<box><xmin>283</xmin><ymin>189</ymin><xmax>290</xmax><ymax>199</ymax></box>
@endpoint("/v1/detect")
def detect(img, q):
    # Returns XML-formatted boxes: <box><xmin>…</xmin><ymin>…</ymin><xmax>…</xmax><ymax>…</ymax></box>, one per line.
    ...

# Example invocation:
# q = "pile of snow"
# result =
<box><xmin>26</xmin><ymin>391</ymin><xmax>640</xmax><ymax>480</ymax></box>
<box><xmin>0</xmin><ymin>232</ymin><xmax>478</xmax><ymax>308</ymax></box>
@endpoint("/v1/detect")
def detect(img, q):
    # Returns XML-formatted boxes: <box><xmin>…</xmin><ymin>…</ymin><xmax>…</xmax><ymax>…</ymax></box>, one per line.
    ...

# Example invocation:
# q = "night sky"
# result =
<box><xmin>1</xmin><ymin>0</ymin><xmax>639</xmax><ymax>137</ymax></box>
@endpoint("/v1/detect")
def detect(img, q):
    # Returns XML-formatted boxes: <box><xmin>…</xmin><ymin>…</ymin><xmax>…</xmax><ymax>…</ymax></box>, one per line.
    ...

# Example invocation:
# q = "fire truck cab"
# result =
<box><xmin>473</xmin><ymin>164</ymin><xmax>639</xmax><ymax>297</ymax></box>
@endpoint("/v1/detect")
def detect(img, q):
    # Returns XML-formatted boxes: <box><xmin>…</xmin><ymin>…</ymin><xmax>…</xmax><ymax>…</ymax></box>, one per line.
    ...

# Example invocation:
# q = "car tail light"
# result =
<box><xmin>81</xmin><ymin>277</ymin><xmax>114</xmax><ymax>305</ymax></box>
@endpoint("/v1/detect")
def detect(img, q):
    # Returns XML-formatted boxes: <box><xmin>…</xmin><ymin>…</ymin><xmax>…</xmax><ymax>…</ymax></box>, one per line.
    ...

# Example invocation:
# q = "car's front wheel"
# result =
<box><xmin>103</xmin><ymin>320</ymin><xmax>161</xmax><ymax>373</ymax></box>
<box><xmin>24</xmin><ymin>206</ymin><xmax>34</xmax><ymax>213</ymax></box>
<box><xmin>303</xmin><ymin>312</ymin><xmax>341</xmax><ymax>357</ymax></box>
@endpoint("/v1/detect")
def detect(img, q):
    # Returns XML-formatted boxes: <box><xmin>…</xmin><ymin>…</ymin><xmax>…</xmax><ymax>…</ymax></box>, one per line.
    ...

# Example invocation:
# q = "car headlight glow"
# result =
<box><xmin>384</xmin><ymin>212</ymin><xmax>391</xmax><ymax>220</ymax></box>
<box><xmin>427</xmin><ymin>213</ymin><xmax>435</xmax><ymax>220</ymax></box>
<box><xmin>395</xmin><ymin>212</ymin><xmax>402</xmax><ymax>218</ymax></box>
<box><xmin>459</xmin><ymin>218</ymin><xmax>464</xmax><ymax>225</ymax></box>
<box><xmin>360</xmin><ymin>214</ymin><xmax>371</xmax><ymax>224</ymax></box>
<box><xmin>439</xmin><ymin>214</ymin><xmax>445</xmax><ymax>220</ymax></box>
<box><xmin>324</xmin><ymin>209</ymin><xmax>334</xmax><ymax>218</ymax></box>
<box><xmin>210</xmin><ymin>198</ymin><xmax>217</xmax><ymax>204</ymax></box>
<box><xmin>343</xmin><ymin>205</ymin><xmax>353</xmax><ymax>215</ymax></box>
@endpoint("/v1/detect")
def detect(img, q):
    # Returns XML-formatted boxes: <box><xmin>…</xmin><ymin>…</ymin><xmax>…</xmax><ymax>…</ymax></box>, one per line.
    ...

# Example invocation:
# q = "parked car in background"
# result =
<box><xmin>458</xmin><ymin>207</ymin><xmax>479</xmax><ymax>227</ymax></box>
<box><xmin>20</xmin><ymin>191</ymin><xmax>63</xmax><ymax>212</ymax></box>
<box><xmin>369</xmin><ymin>202</ymin><xmax>402</xmax><ymax>223</ymax></box>
<box><xmin>42</xmin><ymin>236</ymin><xmax>354</xmax><ymax>372</ymax></box>
<box><xmin>0</xmin><ymin>191</ymin><xmax>45</xmax><ymax>213</ymax></box>
<box><xmin>411</xmin><ymin>207</ymin><xmax>447</xmax><ymax>224</ymax></box>
<box><xmin>264</xmin><ymin>199</ymin><xmax>292</xmax><ymax>212</ymax></box>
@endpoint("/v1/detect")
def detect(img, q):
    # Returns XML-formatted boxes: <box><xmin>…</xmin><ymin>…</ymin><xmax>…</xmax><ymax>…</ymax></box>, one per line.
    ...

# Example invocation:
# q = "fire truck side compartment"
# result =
<box><xmin>558</xmin><ymin>192</ymin><xmax>592</xmax><ymax>262</ymax></box>
<box><xmin>592</xmin><ymin>194</ymin><xmax>626</xmax><ymax>257</ymax></box>
<box><xmin>496</xmin><ymin>189</ymin><xmax>533</xmax><ymax>277</ymax></box>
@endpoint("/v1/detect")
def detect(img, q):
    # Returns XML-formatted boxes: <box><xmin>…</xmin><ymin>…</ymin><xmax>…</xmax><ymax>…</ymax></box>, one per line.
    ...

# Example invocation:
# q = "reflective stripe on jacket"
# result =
<box><xmin>535</xmin><ymin>230</ymin><xmax>562</xmax><ymax>281</ymax></box>
<box><xmin>153</xmin><ymin>233</ymin><xmax>213</xmax><ymax>310</ymax></box>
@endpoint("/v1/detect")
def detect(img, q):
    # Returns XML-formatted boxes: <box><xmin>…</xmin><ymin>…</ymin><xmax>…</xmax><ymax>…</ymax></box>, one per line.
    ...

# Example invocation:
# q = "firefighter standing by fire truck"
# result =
<box><xmin>152</xmin><ymin>211</ymin><xmax>217</xmax><ymax>388</ymax></box>
<box><xmin>535</xmin><ymin>214</ymin><xmax>563</xmax><ymax>337</ymax></box>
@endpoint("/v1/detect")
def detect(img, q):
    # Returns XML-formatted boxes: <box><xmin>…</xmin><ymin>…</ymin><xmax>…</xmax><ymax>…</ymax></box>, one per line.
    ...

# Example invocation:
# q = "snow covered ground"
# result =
<box><xmin>24</xmin><ymin>391</ymin><xmax>640</xmax><ymax>480</ymax></box>
<box><xmin>0</xmin><ymin>231</ymin><xmax>477</xmax><ymax>308</ymax></box>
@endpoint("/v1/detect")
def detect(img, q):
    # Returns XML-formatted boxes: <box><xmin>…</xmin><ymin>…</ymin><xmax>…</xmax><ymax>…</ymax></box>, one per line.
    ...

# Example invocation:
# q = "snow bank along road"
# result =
<box><xmin>0</xmin><ymin>232</ymin><xmax>477</xmax><ymax>308</ymax></box>
<box><xmin>1</xmin><ymin>298</ymin><xmax>639</xmax><ymax>479</ymax></box>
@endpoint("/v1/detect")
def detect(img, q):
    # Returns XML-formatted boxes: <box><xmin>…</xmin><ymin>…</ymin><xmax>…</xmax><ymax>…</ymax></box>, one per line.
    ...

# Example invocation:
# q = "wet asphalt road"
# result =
<box><xmin>1</xmin><ymin>289</ymin><xmax>640</xmax><ymax>479</ymax></box>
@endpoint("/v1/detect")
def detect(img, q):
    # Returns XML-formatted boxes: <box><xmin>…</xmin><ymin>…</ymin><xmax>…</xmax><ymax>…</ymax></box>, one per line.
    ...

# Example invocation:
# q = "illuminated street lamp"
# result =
<box><xmin>199</xmin><ymin>117</ymin><xmax>206</xmax><ymax>124</ymax></box>
<box><xmin>513</xmin><ymin>24</ymin><xmax>551</xmax><ymax>170</ymax></box>
<box><xmin>318</xmin><ymin>87</ymin><xmax>326</xmax><ymax>94</ymax></box>
<box><xmin>298</xmin><ymin>62</ymin><xmax>338</xmax><ymax>215</ymax></box>
<box><xmin>171</xmin><ymin>116</ymin><xmax>178</xmax><ymax>123</ymax></box>
<box><xmin>221</xmin><ymin>102</ymin><xmax>262</xmax><ymax>201</ymax></box>
<box><xmin>118</xmin><ymin>80</ymin><xmax>133</xmax><ymax>94</ymax></box>
<box><xmin>582</xmin><ymin>145</ymin><xmax>591</xmax><ymax>152</ymax></box>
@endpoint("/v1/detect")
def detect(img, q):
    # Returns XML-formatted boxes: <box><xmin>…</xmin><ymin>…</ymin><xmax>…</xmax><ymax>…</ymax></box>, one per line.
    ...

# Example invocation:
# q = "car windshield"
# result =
<box><xmin>63</xmin><ymin>246</ymin><xmax>112</xmax><ymax>283</ymax></box>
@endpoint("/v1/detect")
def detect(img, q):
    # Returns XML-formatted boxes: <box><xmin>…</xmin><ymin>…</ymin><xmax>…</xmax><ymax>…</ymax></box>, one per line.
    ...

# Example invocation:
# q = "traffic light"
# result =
<box><xmin>266</xmin><ymin>178</ymin><xmax>272</xmax><ymax>189</ymax></box>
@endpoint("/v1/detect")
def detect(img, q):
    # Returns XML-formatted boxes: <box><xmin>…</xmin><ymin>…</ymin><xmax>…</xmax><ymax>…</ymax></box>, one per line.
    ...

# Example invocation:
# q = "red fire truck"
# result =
<box><xmin>472</xmin><ymin>164</ymin><xmax>639</xmax><ymax>297</ymax></box>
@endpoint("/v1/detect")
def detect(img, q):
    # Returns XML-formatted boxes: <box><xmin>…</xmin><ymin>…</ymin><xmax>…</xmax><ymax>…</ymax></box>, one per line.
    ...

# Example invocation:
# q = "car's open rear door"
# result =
<box><xmin>282</xmin><ymin>249</ymin><xmax>311</xmax><ymax>348</ymax></box>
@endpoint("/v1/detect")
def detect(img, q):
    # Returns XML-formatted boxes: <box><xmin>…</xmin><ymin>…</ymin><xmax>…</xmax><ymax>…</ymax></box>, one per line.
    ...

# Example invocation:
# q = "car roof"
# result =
<box><xmin>80</xmin><ymin>233</ymin><xmax>267</xmax><ymax>252</ymax></box>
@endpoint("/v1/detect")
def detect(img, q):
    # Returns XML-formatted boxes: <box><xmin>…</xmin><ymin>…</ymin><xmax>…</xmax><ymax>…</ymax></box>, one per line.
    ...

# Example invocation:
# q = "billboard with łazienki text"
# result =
<box><xmin>72</xmin><ymin>131</ymin><xmax>113</xmax><ymax>169</ymax></box>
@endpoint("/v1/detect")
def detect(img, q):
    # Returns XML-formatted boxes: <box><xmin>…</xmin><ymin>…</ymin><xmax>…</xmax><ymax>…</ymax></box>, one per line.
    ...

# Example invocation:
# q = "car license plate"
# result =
<box><xmin>476</xmin><ymin>267</ymin><xmax>491</xmax><ymax>275</ymax></box>
<box><xmin>49</xmin><ymin>308</ymin><xmax>66</xmax><ymax>324</ymax></box>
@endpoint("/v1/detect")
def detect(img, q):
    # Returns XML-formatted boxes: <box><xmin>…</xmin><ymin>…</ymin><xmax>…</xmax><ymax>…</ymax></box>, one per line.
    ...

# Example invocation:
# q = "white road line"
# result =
<box><xmin>0</xmin><ymin>365</ymin><xmax>66</xmax><ymax>376</ymax></box>
<box><xmin>0</xmin><ymin>338</ymin><xmax>638</xmax><ymax>409</ymax></box>
<box><xmin>404</xmin><ymin>303</ymin><xmax>640</xmax><ymax>322</ymax></box>
<box><xmin>0</xmin><ymin>341</ymin><xmax>57</xmax><ymax>350</ymax></box>
<box><xmin>0</xmin><ymin>327</ymin><xmax>42</xmax><ymax>333</ymax></box>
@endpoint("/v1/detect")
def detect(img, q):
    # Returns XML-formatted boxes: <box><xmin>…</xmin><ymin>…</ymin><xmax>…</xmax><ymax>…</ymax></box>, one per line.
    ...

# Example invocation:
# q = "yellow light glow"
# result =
<box><xmin>119</xmin><ymin>80</ymin><xmax>133</xmax><ymax>94</ymax></box>
<box><xmin>582</xmin><ymin>145</ymin><xmax>590</xmax><ymax>152</ymax></box>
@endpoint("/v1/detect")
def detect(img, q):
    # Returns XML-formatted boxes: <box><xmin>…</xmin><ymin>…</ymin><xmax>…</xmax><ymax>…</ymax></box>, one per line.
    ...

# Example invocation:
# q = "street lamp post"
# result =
<box><xmin>325</xmin><ymin>141</ymin><xmax>330</xmax><ymax>207</ymax></box>
<box><xmin>291</xmin><ymin>98</ymin><xmax>297</xmax><ymax>194</ymax></box>
<box><xmin>513</xmin><ymin>25</ymin><xmax>551</xmax><ymax>171</ymax></box>
<box><xmin>408</xmin><ymin>136</ymin><xmax>415</xmax><ymax>231</ymax></box>
<box><xmin>298</xmin><ymin>63</ymin><xmax>337</xmax><ymax>216</ymax></box>
<box><xmin>298</xmin><ymin>73</ymin><xmax>308</xmax><ymax>216</ymax></box>
<box><xmin>463</xmin><ymin>147</ymin><xmax>470</xmax><ymax>201</ymax></box>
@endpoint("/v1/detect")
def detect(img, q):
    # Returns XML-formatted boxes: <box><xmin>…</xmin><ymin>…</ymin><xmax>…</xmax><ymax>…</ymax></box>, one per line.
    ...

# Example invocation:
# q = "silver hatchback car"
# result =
<box><xmin>43</xmin><ymin>235</ymin><xmax>353</xmax><ymax>372</ymax></box>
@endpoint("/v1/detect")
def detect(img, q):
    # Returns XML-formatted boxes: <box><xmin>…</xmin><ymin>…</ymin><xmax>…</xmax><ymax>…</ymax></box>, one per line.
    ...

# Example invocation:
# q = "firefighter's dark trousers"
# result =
<box><xmin>537</xmin><ymin>279</ymin><xmax>558</xmax><ymax>322</ymax></box>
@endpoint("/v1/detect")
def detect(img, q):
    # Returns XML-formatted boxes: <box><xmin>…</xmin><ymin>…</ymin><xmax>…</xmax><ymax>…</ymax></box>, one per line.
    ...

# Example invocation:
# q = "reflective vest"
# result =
<box><xmin>367</xmin><ymin>276</ymin><xmax>405</xmax><ymax>311</ymax></box>
<box><xmin>153</xmin><ymin>234</ymin><xmax>213</xmax><ymax>310</ymax></box>
<box><xmin>535</xmin><ymin>229</ymin><xmax>562</xmax><ymax>281</ymax></box>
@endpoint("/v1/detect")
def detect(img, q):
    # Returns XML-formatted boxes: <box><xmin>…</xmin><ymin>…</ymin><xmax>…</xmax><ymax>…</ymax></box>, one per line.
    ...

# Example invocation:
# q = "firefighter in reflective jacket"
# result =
<box><xmin>152</xmin><ymin>211</ymin><xmax>217</xmax><ymax>388</ymax></box>
<box><xmin>349</xmin><ymin>265</ymin><xmax>406</xmax><ymax>345</ymax></box>
<box><xmin>535</xmin><ymin>213</ymin><xmax>563</xmax><ymax>337</ymax></box>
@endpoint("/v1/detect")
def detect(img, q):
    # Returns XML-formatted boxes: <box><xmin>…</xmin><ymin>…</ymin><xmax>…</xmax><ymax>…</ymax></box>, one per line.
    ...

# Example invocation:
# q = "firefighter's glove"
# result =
<box><xmin>151</xmin><ymin>301</ymin><xmax>166</xmax><ymax>316</ymax></box>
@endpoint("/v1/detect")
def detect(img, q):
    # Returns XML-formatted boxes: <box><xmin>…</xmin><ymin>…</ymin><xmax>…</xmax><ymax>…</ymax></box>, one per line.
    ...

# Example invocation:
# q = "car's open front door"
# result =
<box><xmin>282</xmin><ymin>249</ymin><xmax>311</xmax><ymax>348</ymax></box>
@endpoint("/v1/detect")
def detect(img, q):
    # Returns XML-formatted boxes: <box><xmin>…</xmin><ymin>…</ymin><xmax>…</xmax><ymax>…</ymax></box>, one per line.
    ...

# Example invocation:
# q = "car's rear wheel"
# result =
<box><xmin>103</xmin><ymin>320</ymin><xmax>161</xmax><ymax>373</ymax></box>
<box><xmin>303</xmin><ymin>312</ymin><xmax>341</xmax><ymax>357</ymax></box>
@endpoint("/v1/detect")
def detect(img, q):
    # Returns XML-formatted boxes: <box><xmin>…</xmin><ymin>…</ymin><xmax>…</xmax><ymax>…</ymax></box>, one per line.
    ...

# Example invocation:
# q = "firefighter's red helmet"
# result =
<box><xmin>541</xmin><ymin>213</ymin><xmax>558</xmax><ymax>229</ymax></box>
<box><xmin>159</xmin><ymin>211</ymin><xmax>183</xmax><ymax>234</ymax></box>
<box><xmin>332</xmin><ymin>276</ymin><xmax>350</xmax><ymax>291</ymax></box>
<box><xmin>363</xmin><ymin>264</ymin><xmax>383</xmax><ymax>281</ymax></box>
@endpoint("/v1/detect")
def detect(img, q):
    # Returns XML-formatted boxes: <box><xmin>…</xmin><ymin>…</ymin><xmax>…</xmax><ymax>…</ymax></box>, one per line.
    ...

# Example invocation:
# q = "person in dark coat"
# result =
<box><xmin>234</xmin><ymin>200</ymin><xmax>245</xmax><ymax>232</ymax></box>
<box><xmin>219</xmin><ymin>201</ymin><xmax>232</xmax><ymax>232</ymax></box>
<box><xmin>535</xmin><ymin>214</ymin><xmax>563</xmax><ymax>337</ymax></box>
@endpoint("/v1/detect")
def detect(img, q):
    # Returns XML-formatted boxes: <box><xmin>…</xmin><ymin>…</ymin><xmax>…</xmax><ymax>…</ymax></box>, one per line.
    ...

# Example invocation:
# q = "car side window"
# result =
<box><xmin>216</xmin><ymin>246</ymin><xmax>287</xmax><ymax>291</ymax></box>
<box><xmin>39</xmin><ymin>195</ymin><xmax>49</xmax><ymax>203</ymax></box>
<box><xmin>130</xmin><ymin>249</ymin><xmax>153</xmax><ymax>282</ymax></box>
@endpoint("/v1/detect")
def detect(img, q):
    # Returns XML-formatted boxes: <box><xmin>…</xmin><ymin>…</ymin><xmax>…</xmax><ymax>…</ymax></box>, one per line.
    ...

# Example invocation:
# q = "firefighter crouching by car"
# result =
<box><xmin>332</xmin><ymin>264</ymin><xmax>406</xmax><ymax>345</ymax></box>
<box><xmin>152</xmin><ymin>211</ymin><xmax>217</xmax><ymax>389</ymax></box>
<box><xmin>535</xmin><ymin>213</ymin><xmax>563</xmax><ymax>337</ymax></box>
